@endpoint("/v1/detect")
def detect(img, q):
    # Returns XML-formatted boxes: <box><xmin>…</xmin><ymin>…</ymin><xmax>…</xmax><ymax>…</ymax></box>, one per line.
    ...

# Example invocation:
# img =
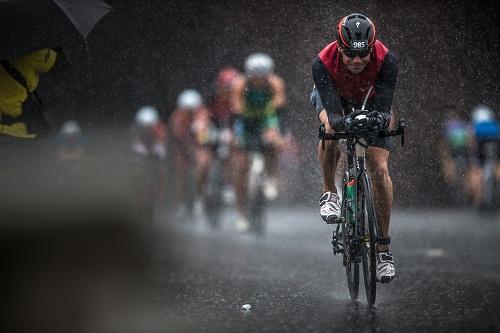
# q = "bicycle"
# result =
<box><xmin>318</xmin><ymin>111</ymin><xmax>406</xmax><ymax>306</ymax></box>
<box><xmin>477</xmin><ymin>139</ymin><xmax>499</xmax><ymax>211</ymax></box>
<box><xmin>247</xmin><ymin>151</ymin><xmax>267</xmax><ymax>236</ymax></box>
<box><xmin>205</xmin><ymin>126</ymin><xmax>232</xmax><ymax>228</ymax></box>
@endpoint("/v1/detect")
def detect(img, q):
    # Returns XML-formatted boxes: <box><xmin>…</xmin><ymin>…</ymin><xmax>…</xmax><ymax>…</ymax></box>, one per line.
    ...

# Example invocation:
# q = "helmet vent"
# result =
<box><xmin>344</xmin><ymin>27</ymin><xmax>352</xmax><ymax>40</ymax></box>
<box><xmin>365</xmin><ymin>26</ymin><xmax>371</xmax><ymax>39</ymax></box>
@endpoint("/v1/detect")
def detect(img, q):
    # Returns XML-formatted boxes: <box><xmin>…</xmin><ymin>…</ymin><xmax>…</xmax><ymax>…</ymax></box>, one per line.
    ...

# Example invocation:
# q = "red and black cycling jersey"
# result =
<box><xmin>311</xmin><ymin>40</ymin><xmax>398</xmax><ymax>131</ymax></box>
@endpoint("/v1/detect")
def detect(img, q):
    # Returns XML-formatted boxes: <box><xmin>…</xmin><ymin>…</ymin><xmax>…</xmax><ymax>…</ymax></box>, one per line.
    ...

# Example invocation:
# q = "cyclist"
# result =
<box><xmin>168</xmin><ymin>89</ymin><xmax>211</xmax><ymax>218</ymax></box>
<box><xmin>468</xmin><ymin>104</ymin><xmax>500</xmax><ymax>209</ymax></box>
<box><xmin>310</xmin><ymin>13</ymin><xmax>398</xmax><ymax>282</ymax></box>
<box><xmin>439</xmin><ymin>115</ymin><xmax>471</xmax><ymax>200</ymax></box>
<box><xmin>230</xmin><ymin>53</ymin><xmax>287</xmax><ymax>231</ymax></box>
<box><xmin>130</xmin><ymin>106</ymin><xmax>168</xmax><ymax>218</ymax></box>
<box><xmin>131</xmin><ymin>106</ymin><xmax>167</xmax><ymax>162</ymax></box>
<box><xmin>207</xmin><ymin>67</ymin><xmax>244</xmax><ymax>205</ymax></box>
<box><xmin>54</xmin><ymin>120</ymin><xmax>87</xmax><ymax>187</ymax></box>
<box><xmin>56</xmin><ymin>120</ymin><xmax>86</xmax><ymax>162</ymax></box>
<box><xmin>210</xmin><ymin>67</ymin><xmax>244</xmax><ymax>128</ymax></box>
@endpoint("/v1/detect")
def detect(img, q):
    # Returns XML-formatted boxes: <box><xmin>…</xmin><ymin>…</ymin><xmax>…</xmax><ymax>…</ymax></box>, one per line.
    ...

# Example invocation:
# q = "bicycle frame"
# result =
<box><xmin>333</xmin><ymin>136</ymin><xmax>381</xmax><ymax>256</ymax></box>
<box><xmin>319</xmin><ymin>114</ymin><xmax>406</xmax><ymax>305</ymax></box>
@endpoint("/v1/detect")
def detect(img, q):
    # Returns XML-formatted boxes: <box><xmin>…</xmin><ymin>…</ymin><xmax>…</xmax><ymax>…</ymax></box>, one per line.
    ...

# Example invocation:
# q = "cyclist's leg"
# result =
<box><xmin>467</xmin><ymin>164</ymin><xmax>483</xmax><ymax>206</ymax></box>
<box><xmin>317</xmin><ymin>138</ymin><xmax>341</xmax><ymax>193</ymax></box>
<box><xmin>232</xmin><ymin>120</ymin><xmax>251</xmax><ymax>217</ymax></box>
<box><xmin>172</xmin><ymin>145</ymin><xmax>184</xmax><ymax>204</ymax></box>
<box><xmin>262</xmin><ymin>115</ymin><xmax>282</xmax><ymax>186</ymax></box>
<box><xmin>477</xmin><ymin>140</ymin><xmax>488</xmax><ymax>205</ymax></box>
<box><xmin>194</xmin><ymin>145</ymin><xmax>213</xmax><ymax>196</ymax></box>
<box><xmin>233</xmin><ymin>149</ymin><xmax>249</xmax><ymax>213</ymax></box>
<box><xmin>365</xmin><ymin>147</ymin><xmax>392</xmax><ymax>252</ymax></box>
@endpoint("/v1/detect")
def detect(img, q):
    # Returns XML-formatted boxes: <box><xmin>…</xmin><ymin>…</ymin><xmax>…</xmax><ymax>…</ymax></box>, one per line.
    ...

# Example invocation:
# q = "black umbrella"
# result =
<box><xmin>0</xmin><ymin>0</ymin><xmax>112</xmax><ymax>59</ymax></box>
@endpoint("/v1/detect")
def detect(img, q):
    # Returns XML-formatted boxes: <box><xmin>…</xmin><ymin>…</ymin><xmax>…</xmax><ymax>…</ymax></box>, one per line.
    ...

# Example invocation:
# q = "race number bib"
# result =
<box><xmin>352</xmin><ymin>40</ymin><xmax>368</xmax><ymax>49</ymax></box>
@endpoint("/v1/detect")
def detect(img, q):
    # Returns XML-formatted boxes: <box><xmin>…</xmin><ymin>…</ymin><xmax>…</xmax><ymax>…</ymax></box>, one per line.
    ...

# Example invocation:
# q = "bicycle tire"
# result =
<box><xmin>205</xmin><ymin>160</ymin><xmax>224</xmax><ymax>228</ymax></box>
<box><xmin>482</xmin><ymin>161</ymin><xmax>496</xmax><ymax>210</ymax></box>
<box><xmin>480</xmin><ymin>142</ymin><xmax>498</xmax><ymax>211</ymax></box>
<box><xmin>249</xmin><ymin>189</ymin><xmax>266</xmax><ymax>236</ymax></box>
<box><xmin>341</xmin><ymin>182</ymin><xmax>359</xmax><ymax>301</ymax></box>
<box><xmin>359</xmin><ymin>172</ymin><xmax>377</xmax><ymax>306</ymax></box>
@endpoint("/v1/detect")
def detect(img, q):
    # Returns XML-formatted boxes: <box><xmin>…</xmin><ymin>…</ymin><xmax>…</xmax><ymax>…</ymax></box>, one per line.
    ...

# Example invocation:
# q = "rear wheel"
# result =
<box><xmin>359</xmin><ymin>173</ymin><xmax>377</xmax><ymax>306</ymax></box>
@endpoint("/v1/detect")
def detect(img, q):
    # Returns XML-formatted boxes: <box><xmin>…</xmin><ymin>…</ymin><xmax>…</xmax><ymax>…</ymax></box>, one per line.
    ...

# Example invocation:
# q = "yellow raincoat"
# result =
<box><xmin>0</xmin><ymin>48</ymin><xmax>57</xmax><ymax>138</ymax></box>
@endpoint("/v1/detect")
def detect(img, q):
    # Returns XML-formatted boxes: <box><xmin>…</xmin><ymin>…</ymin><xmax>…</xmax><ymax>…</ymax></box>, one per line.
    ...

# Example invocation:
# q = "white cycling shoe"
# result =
<box><xmin>235</xmin><ymin>214</ymin><xmax>250</xmax><ymax>233</ymax></box>
<box><xmin>376</xmin><ymin>251</ymin><xmax>395</xmax><ymax>283</ymax></box>
<box><xmin>263</xmin><ymin>177</ymin><xmax>279</xmax><ymax>201</ymax></box>
<box><xmin>319</xmin><ymin>192</ymin><xmax>341</xmax><ymax>223</ymax></box>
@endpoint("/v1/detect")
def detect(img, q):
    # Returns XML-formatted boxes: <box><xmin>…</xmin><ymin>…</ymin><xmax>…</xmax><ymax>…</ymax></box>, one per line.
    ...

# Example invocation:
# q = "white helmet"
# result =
<box><xmin>60</xmin><ymin>120</ymin><xmax>81</xmax><ymax>136</ymax></box>
<box><xmin>472</xmin><ymin>104</ymin><xmax>495</xmax><ymax>123</ymax></box>
<box><xmin>244</xmin><ymin>53</ymin><xmax>274</xmax><ymax>77</ymax></box>
<box><xmin>135</xmin><ymin>106</ymin><xmax>159</xmax><ymax>127</ymax></box>
<box><xmin>177</xmin><ymin>89</ymin><xmax>203</xmax><ymax>110</ymax></box>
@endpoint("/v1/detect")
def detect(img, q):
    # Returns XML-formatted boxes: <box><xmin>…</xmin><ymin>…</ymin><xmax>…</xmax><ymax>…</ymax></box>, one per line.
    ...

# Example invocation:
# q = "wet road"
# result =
<box><xmin>152</xmin><ymin>207</ymin><xmax>500</xmax><ymax>332</ymax></box>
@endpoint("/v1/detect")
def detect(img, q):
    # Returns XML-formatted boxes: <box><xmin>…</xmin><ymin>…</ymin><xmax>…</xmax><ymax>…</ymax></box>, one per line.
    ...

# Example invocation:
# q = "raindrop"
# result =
<box><xmin>424</xmin><ymin>248</ymin><xmax>446</xmax><ymax>258</ymax></box>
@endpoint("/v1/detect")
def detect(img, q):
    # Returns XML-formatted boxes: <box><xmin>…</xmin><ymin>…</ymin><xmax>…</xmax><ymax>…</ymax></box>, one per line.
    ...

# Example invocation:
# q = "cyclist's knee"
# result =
<box><xmin>318</xmin><ymin>139</ymin><xmax>340</xmax><ymax>150</ymax></box>
<box><xmin>233</xmin><ymin>152</ymin><xmax>250</xmax><ymax>171</ymax></box>
<box><xmin>369</xmin><ymin>163</ymin><xmax>390</xmax><ymax>182</ymax></box>
<box><xmin>317</xmin><ymin>140</ymin><xmax>340</xmax><ymax>159</ymax></box>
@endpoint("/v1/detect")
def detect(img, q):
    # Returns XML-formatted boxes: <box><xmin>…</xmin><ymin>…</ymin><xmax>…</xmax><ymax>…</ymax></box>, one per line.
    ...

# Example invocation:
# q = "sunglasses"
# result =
<box><xmin>341</xmin><ymin>48</ymin><xmax>372</xmax><ymax>58</ymax></box>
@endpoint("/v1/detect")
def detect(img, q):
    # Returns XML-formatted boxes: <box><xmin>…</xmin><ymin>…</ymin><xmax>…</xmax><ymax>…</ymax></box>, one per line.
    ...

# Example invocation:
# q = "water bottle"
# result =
<box><xmin>345</xmin><ymin>178</ymin><xmax>357</xmax><ymax>223</ymax></box>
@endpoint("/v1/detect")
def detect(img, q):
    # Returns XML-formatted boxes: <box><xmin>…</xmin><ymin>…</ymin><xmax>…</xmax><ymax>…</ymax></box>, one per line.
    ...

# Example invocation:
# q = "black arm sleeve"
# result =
<box><xmin>373</xmin><ymin>51</ymin><xmax>398</xmax><ymax>124</ymax></box>
<box><xmin>311</xmin><ymin>57</ymin><xmax>345</xmax><ymax>131</ymax></box>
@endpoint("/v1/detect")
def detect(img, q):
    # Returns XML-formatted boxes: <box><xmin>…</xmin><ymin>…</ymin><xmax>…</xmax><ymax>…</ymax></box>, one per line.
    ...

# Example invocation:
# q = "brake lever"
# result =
<box><xmin>399</xmin><ymin>120</ymin><xmax>407</xmax><ymax>147</ymax></box>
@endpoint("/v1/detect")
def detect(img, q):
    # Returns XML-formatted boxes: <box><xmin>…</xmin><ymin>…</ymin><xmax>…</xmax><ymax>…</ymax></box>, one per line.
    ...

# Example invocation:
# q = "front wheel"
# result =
<box><xmin>359</xmin><ymin>173</ymin><xmax>378</xmax><ymax>306</ymax></box>
<box><xmin>341</xmin><ymin>183</ymin><xmax>359</xmax><ymax>301</ymax></box>
<box><xmin>481</xmin><ymin>161</ymin><xmax>497</xmax><ymax>211</ymax></box>
<box><xmin>205</xmin><ymin>160</ymin><xmax>224</xmax><ymax>228</ymax></box>
<box><xmin>344</xmin><ymin>236</ymin><xmax>360</xmax><ymax>301</ymax></box>
<box><xmin>248</xmin><ymin>189</ymin><xmax>266</xmax><ymax>236</ymax></box>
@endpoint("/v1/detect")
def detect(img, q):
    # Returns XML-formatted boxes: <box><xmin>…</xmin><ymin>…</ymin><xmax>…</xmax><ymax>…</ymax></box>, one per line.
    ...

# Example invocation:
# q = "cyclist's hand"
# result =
<box><xmin>367</xmin><ymin>111</ymin><xmax>387</xmax><ymax>130</ymax></box>
<box><xmin>319</xmin><ymin>110</ymin><xmax>334</xmax><ymax>133</ymax></box>
<box><xmin>343</xmin><ymin>115</ymin><xmax>354</xmax><ymax>132</ymax></box>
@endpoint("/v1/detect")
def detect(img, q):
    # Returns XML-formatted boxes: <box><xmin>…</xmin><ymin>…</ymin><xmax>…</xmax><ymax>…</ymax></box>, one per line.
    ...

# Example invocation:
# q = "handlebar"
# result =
<box><xmin>318</xmin><ymin>119</ymin><xmax>407</xmax><ymax>148</ymax></box>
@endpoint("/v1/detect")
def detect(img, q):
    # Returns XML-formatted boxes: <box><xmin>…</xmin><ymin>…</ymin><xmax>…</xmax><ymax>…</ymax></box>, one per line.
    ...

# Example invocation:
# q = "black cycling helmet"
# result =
<box><xmin>336</xmin><ymin>13</ymin><xmax>376</xmax><ymax>54</ymax></box>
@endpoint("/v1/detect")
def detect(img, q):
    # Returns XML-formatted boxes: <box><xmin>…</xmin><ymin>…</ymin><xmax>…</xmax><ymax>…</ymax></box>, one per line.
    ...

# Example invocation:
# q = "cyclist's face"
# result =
<box><xmin>341</xmin><ymin>51</ymin><xmax>371</xmax><ymax>74</ymax></box>
<box><xmin>248</xmin><ymin>75</ymin><xmax>268</xmax><ymax>86</ymax></box>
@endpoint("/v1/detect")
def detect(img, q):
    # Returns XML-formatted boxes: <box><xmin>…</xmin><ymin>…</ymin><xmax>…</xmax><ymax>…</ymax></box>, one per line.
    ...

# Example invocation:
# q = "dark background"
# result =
<box><xmin>4</xmin><ymin>0</ymin><xmax>500</xmax><ymax>206</ymax></box>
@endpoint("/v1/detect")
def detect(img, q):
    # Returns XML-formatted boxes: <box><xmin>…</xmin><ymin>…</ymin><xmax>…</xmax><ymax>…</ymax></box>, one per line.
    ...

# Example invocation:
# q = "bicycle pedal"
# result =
<box><xmin>379</xmin><ymin>276</ymin><xmax>394</xmax><ymax>284</ymax></box>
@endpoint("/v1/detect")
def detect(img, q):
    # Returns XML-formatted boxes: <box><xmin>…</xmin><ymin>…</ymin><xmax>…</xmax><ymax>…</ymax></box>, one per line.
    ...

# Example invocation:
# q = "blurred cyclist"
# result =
<box><xmin>56</xmin><ymin>120</ymin><xmax>86</xmax><ymax>162</ymax></box>
<box><xmin>310</xmin><ymin>13</ymin><xmax>398</xmax><ymax>282</ymax></box>
<box><xmin>209</xmin><ymin>67</ymin><xmax>244</xmax><ymax>128</ymax></box>
<box><xmin>468</xmin><ymin>104</ymin><xmax>500</xmax><ymax>209</ymax></box>
<box><xmin>131</xmin><ymin>106</ymin><xmax>167</xmax><ymax>221</ymax></box>
<box><xmin>131</xmin><ymin>106</ymin><xmax>167</xmax><ymax>162</ymax></box>
<box><xmin>54</xmin><ymin>120</ymin><xmax>87</xmax><ymax>187</ymax></box>
<box><xmin>168</xmin><ymin>89</ymin><xmax>211</xmax><ymax>218</ymax></box>
<box><xmin>438</xmin><ymin>114</ymin><xmax>471</xmax><ymax>201</ymax></box>
<box><xmin>230</xmin><ymin>53</ymin><xmax>287</xmax><ymax>230</ymax></box>
<box><xmin>207</xmin><ymin>67</ymin><xmax>245</xmax><ymax>204</ymax></box>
